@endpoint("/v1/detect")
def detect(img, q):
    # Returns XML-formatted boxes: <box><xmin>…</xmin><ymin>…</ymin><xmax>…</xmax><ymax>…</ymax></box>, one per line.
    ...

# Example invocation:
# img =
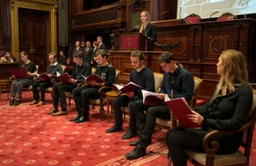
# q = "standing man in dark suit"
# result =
<box><xmin>73</xmin><ymin>41</ymin><xmax>81</xmax><ymax>55</ymax></box>
<box><xmin>97</xmin><ymin>36</ymin><xmax>107</xmax><ymax>50</ymax></box>
<box><xmin>71</xmin><ymin>41</ymin><xmax>81</xmax><ymax>73</ymax></box>
<box><xmin>83</xmin><ymin>41</ymin><xmax>93</xmax><ymax>65</ymax></box>
<box><xmin>92</xmin><ymin>41</ymin><xmax>99</xmax><ymax>67</ymax></box>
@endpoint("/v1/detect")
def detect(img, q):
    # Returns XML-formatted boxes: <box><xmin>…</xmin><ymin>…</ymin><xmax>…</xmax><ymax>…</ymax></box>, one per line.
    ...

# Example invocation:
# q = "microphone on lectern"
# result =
<box><xmin>127</xmin><ymin>20</ymin><xmax>141</xmax><ymax>32</ymax></box>
<box><xmin>158</xmin><ymin>10</ymin><xmax>169</xmax><ymax>19</ymax></box>
<box><xmin>209</xmin><ymin>11</ymin><xmax>219</xmax><ymax>20</ymax></box>
<box><xmin>161</xmin><ymin>11</ymin><xmax>169</xmax><ymax>15</ymax></box>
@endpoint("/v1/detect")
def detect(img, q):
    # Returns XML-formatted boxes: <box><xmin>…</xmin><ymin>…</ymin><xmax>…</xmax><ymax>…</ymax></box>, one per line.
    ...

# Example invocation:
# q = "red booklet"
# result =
<box><xmin>57</xmin><ymin>73</ymin><xmax>71</xmax><ymax>84</ymax></box>
<box><xmin>113</xmin><ymin>82</ymin><xmax>142</xmax><ymax>93</ymax></box>
<box><xmin>165</xmin><ymin>96</ymin><xmax>201</xmax><ymax>128</ymax></box>
<box><xmin>83</xmin><ymin>73</ymin><xmax>105</xmax><ymax>83</ymax></box>
<box><xmin>10</xmin><ymin>66</ymin><xmax>28</xmax><ymax>79</ymax></box>
<box><xmin>37</xmin><ymin>73</ymin><xmax>51</xmax><ymax>80</ymax></box>
<box><xmin>142</xmin><ymin>90</ymin><xmax>164</xmax><ymax>106</ymax></box>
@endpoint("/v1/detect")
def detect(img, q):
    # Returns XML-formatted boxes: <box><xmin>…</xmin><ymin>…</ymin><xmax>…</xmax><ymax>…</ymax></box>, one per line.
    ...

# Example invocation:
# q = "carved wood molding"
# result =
<box><xmin>154</xmin><ymin>41</ymin><xmax>182</xmax><ymax>50</ymax></box>
<box><xmin>74</xmin><ymin>10</ymin><xmax>118</xmax><ymax>26</ymax></box>
<box><xmin>129</xmin><ymin>0</ymin><xmax>147</xmax><ymax>12</ymax></box>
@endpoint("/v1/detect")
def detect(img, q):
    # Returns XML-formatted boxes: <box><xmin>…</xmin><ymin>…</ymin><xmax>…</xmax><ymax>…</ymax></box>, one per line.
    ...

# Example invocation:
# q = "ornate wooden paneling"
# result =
<box><xmin>71</xmin><ymin>3</ymin><xmax>126</xmax><ymax>31</ymax></box>
<box><xmin>0</xmin><ymin>0</ymin><xmax>11</xmax><ymax>51</ymax></box>
<box><xmin>110</xmin><ymin>19</ymin><xmax>256</xmax><ymax>101</ymax></box>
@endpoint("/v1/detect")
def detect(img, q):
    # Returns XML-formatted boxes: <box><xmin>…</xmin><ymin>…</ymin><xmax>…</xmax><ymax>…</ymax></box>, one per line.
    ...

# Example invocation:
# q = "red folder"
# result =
<box><xmin>165</xmin><ymin>97</ymin><xmax>200</xmax><ymax>128</ymax></box>
<box><xmin>10</xmin><ymin>66</ymin><xmax>28</xmax><ymax>79</ymax></box>
<box><xmin>86</xmin><ymin>73</ymin><xmax>105</xmax><ymax>83</ymax></box>
<box><xmin>57</xmin><ymin>73</ymin><xmax>71</xmax><ymax>84</ymax></box>
<box><xmin>142</xmin><ymin>90</ymin><xmax>164</xmax><ymax>106</ymax></box>
<box><xmin>38</xmin><ymin>73</ymin><xmax>51</xmax><ymax>80</ymax></box>
<box><xmin>113</xmin><ymin>82</ymin><xmax>142</xmax><ymax>93</ymax></box>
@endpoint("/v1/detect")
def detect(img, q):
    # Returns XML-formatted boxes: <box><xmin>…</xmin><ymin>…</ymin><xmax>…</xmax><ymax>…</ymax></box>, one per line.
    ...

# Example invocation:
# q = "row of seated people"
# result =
<box><xmin>7</xmin><ymin>49</ymin><xmax>256</xmax><ymax>165</ymax></box>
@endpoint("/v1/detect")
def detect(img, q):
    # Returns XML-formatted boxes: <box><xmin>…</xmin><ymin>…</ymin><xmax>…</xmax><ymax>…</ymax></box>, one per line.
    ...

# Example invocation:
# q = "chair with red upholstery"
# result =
<box><xmin>217</xmin><ymin>12</ymin><xmax>236</xmax><ymax>21</ymax></box>
<box><xmin>184</xmin><ymin>13</ymin><xmax>201</xmax><ymax>24</ymax></box>
<box><xmin>66</xmin><ymin>57</ymin><xmax>73</xmax><ymax>75</ymax></box>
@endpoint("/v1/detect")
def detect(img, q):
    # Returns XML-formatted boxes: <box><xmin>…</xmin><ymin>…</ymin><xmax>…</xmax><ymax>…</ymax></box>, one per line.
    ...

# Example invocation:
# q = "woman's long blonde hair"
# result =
<box><xmin>211</xmin><ymin>49</ymin><xmax>250</xmax><ymax>101</ymax></box>
<box><xmin>139</xmin><ymin>10</ymin><xmax>150</xmax><ymax>33</ymax></box>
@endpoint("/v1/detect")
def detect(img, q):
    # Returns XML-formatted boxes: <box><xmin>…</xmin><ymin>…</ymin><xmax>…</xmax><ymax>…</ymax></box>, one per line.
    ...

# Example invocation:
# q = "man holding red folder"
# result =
<box><xmin>30</xmin><ymin>52</ymin><xmax>63</xmax><ymax>106</ymax></box>
<box><xmin>125</xmin><ymin>51</ymin><xmax>194</xmax><ymax>159</ymax></box>
<box><xmin>70</xmin><ymin>49</ymin><xmax>116</xmax><ymax>123</ymax></box>
<box><xmin>106</xmin><ymin>50</ymin><xmax>155</xmax><ymax>139</ymax></box>
<box><xmin>47</xmin><ymin>51</ymin><xmax>91</xmax><ymax>116</ymax></box>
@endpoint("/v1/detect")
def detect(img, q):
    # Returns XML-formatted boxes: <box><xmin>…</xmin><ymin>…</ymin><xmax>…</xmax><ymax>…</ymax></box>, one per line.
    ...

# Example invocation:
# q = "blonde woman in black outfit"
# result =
<box><xmin>139</xmin><ymin>10</ymin><xmax>156</xmax><ymax>43</ymax></box>
<box><xmin>9</xmin><ymin>51</ymin><xmax>37</xmax><ymax>106</ymax></box>
<box><xmin>166</xmin><ymin>49</ymin><xmax>253</xmax><ymax>166</ymax></box>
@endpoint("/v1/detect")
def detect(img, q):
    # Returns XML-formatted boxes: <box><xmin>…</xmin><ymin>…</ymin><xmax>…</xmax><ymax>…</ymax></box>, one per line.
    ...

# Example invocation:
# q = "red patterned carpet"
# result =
<box><xmin>0</xmin><ymin>92</ymin><xmax>256</xmax><ymax>166</ymax></box>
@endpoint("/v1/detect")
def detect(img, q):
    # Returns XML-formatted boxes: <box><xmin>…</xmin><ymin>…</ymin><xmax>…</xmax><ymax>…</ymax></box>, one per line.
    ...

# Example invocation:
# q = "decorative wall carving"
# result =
<box><xmin>211</xmin><ymin>36</ymin><xmax>225</xmax><ymax>53</ymax></box>
<box><xmin>129</xmin><ymin>0</ymin><xmax>146</xmax><ymax>12</ymax></box>
<box><xmin>74</xmin><ymin>10</ymin><xmax>118</xmax><ymax>26</ymax></box>
<box><xmin>154</xmin><ymin>41</ymin><xmax>182</xmax><ymax>50</ymax></box>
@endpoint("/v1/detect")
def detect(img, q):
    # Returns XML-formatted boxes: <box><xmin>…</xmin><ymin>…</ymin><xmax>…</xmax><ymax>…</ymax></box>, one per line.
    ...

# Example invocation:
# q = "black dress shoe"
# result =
<box><xmin>125</xmin><ymin>146</ymin><xmax>146</xmax><ymax>160</ymax></box>
<box><xmin>129</xmin><ymin>138</ymin><xmax>141</xmax><ymax>146</ymax></box>
<box><xmin>69</xmin><ymin>114</ymin><xmax>81</xmax><ymax>122</ymax></box>
<box><xmin>9</xmin><ymin>99</ymin><xmax>14</xmax><ymax>106</ymax></box>
<box><xmin>106</xmin><ymin>126</ymin><xmax>122</xmax><ymax>133</ymax></box>
<box><xmin>75</xmin><ymin>116</ymin><xmax>89</xmax><ymax>123</ymax></box>
<box><xmin>121</xmin><ymin>130</ymin><xmax>137</xmax><ymax>139</ymax></box>
<box><xmin>14</xmin><ymin>99</ymin><xmax>20</xmax><ymax>106</ymax></box>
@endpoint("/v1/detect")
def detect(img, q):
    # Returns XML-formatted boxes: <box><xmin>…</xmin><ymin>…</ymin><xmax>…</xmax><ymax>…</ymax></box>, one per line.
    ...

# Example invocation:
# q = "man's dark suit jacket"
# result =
<box><xmin>98</xmin><ymin>43</ymin><xmax>107</xmax><ymax>50</ymax></box>
<box><xmin>83</xmin><ymin>47</ymin><xmax>93</xmax><ymax>65</ymax></box>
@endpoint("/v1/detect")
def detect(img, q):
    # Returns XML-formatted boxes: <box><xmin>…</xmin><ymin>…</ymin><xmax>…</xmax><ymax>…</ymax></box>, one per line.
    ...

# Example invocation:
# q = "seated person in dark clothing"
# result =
<box><xmin>30</xmin><ymin>52</ymin><xmax>63</xmax><ymax>106</ymax></box>
<box><xmin>1</xmin><ymin>51</ymin><xmax>14</xmax><ymax>63</ymax></box>
<box><xmin>166</xmin><ymin>49</ymin><xmax>253</xmax><ymax>166</ymax></box>
<box><xmin>58</xmin><ymin>50</ymin><xmax>67</xmax><ymax>65</ymax></box>
<box><xmin>48</xmin><ymin>51</ymin><xmax>92</xmax><ymax>116</ymax></box>
<box><xmin>124</xmin><ymin>51</ymin><xmax>194</xmax><ymax>160</ymax></box>
<box><xmin>70</xmin><ymin>49</ymin><xmax>116</xmax><ymax>123</ymax></box>
<box><xmin>9</xmin><ymin>51</ymin><xmax>37</xmax><ymax>106</ymax></box>
<box><xmin>106</xmin><ymin>50</ymin><xmax>155</xmax><ymax>140</ymax></box>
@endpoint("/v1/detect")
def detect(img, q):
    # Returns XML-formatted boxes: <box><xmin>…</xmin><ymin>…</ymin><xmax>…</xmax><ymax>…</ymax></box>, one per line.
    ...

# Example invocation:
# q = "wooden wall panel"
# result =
<box><xmin>0</xmin><ymin>0</ymin><xmax>11</xmax><ymax>51</ymax></box>
<box><xmin>109</xmin><ymin>19</ymin><xmax>256</xmax><ymax>101</ymax></box>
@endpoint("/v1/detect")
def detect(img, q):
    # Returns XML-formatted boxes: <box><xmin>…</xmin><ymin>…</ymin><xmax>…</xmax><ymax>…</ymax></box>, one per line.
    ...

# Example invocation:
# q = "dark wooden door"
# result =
<box><xmin>18</xmin><ymin>8</ymin><xmax>48</xmax><ymax>72</ymax></box>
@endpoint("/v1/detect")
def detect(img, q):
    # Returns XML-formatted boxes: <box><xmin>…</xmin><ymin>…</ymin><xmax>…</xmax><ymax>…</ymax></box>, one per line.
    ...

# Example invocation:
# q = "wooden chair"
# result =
<box><xmin>45</xmin><ymin>65</ymin><xmax>67</xmax><ymax>98</ymax></box>
<box><xmin>90</xmin><ymin>69</ymin><xmax>121</xmax><ymax>121</ymax></box>
<box><xmin>186</xmin><ymin>89</ymin><xmax>256</xmax><ymax>166</ymax></box>
<box><xmin>217</xmin><ymin>12</ymin><xmax>236</xmax><ymax>21</ymax></box>
<box><xmin>155</xmin><ymin>76</ymin><xmax>203</xmax><ymax>129</ymax></box>
<box><xmin>23</xmin><ymin>65</ymin><xmax>39</xmax><ymax>91</ymax></box>
<box><xmin>184</xmin><ymin>13</ymin><xmax>201</xmax><ymax>24</ymax></box>
<box><xmin>122</xmin><ymin>72</ymin><xmax>164</xmax><ymax>120</ymax></box>
<box><xmin>66</xmin><ymin>57</ymin><xmax>73</xmax><ymax>75</ymax></box>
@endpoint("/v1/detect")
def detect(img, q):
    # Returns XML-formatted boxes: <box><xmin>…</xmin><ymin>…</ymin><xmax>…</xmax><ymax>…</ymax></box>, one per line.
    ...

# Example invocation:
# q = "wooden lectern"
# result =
<box><xmin>121</xmin><ymin>32</ymin><xmax>153</xmax><ymax>51</ymax></box>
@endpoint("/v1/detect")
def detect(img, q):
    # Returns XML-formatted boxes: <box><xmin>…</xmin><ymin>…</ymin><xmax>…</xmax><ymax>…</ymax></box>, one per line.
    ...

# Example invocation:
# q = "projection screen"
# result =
<box><xmin>177</xmin><ymin>0</ymin><xmax>256</xmax><ymax>19</ymax></box>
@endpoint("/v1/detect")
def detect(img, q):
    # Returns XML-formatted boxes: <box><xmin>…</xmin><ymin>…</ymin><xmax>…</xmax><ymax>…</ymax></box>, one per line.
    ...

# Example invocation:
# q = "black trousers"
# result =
<box><xmin>132</xmin><ymin>99</ymin><xmax>151</xmax><ymax>135</ymax></box>
<box><xmin>72</xmin><ymin>86</ymin><xmax>100</xmax><ymax>118</ymax></box>
<box><xmin>136</xmin><ymin>105</ymin><xmax>170</xmax><ymax>149</ymax></box>
<box><xmin>32</xmin><ymin>80</ymin><xmax>52</xmax><ymax>101</ymax></box>
<box><xmin>53</xmin><ymin>84</ymin><xmax>76</xmax><ymax>111</ymax></box>
<box><xmin>112</xmin><ymin>96</ymin><xmax>144</xmax><ymax>133</ymax></box>
<box><xmin>165</xmin><ymin>127</ymin><xmax>241</xmax><ymax>166</ymax></box>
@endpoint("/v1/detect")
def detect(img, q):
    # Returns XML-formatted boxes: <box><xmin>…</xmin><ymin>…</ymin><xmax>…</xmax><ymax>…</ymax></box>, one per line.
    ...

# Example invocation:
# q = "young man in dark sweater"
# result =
<box><xmin>125</xmin><ymin>51</ymin><xmax>194</xmax><ymax>160</ymax></box>
<box><xmin>48</xmin><ymin>51</ymin><xmax>92</xmax><ymax>116</ymax></box>
<box><xmin>30</xmin><ymin>52</ymin><xmax>63</xmax><ymax>106</ymax></box>
<box><xmin>70</xmin><ymin>49</ymin><xmax>116</xmax><ymax>123</ymax></box>
<box><xmin>106</xmin><ymin>50</ymin><xmax>155</xmax><ymax>140</ymax></box>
